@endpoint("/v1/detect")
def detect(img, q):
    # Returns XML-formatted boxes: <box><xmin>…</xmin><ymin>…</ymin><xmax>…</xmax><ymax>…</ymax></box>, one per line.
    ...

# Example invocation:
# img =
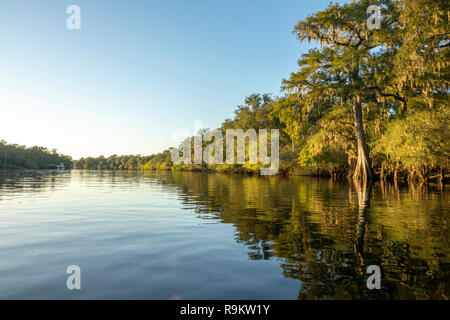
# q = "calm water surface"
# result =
<box><xmin>0</xmin><ymin>170</ymin><xmax>448</xmax><ymax>299</ymax></box>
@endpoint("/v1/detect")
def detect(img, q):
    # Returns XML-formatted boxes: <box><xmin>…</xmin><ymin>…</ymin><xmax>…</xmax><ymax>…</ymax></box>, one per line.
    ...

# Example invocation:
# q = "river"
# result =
<box><xmin>0</xmin><ymin>170</ymin><xmax>448</xmax><ymax>299</ymax></box>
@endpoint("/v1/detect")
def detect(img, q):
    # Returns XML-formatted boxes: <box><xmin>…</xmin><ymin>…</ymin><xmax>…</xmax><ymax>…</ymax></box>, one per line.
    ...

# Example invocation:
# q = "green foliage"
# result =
<box><xmin>374</xmin><ymin>108</ymin><xmax>450</xmax><ymax>169</ymax></box>
<box><xmin>298</xmin><ymin>106</ymin><xmax>354</xmax><ymax>175</ymax></box>
<box><xmin>278</xmin><ymin>0</ymin><xmax>449</xmax><ymax>179</ymax></box>
<box><xmin>0</xmin><ymin>140</ymin><xmax>72</xmax><ymax>170</ymax></box>
<box><xmin>74</xmin><ymin>154</ymin><xmax>152</xmax><ymax>170</ymax></box>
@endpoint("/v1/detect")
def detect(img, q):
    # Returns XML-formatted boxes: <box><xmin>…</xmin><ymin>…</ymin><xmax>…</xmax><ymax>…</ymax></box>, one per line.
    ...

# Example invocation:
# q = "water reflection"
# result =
<box><xmin>0</xmin><ymin>170</ymin><xmax>72</xmax><ymax>201</ymax></box>
<box><xmin>0</xmin><ymin>170</ymin><xmax>448</xmax><ymax>299</ymax></box>
<box><xmin>151</xmin><ymin>171</ymin><xmax>449</xmax><ymax>299</ymax></box>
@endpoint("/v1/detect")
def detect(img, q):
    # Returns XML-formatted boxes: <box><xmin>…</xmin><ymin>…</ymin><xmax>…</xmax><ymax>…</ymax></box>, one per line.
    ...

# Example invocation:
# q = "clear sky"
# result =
<box><xmin>0</xmin><ymin>0</ymin><xmax>348</xmax><ymax>160</ymax></box>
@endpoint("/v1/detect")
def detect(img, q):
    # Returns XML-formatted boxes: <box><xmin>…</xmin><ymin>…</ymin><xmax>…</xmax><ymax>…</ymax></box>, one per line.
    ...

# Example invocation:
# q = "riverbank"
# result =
<box><xmin>7</xmin><ymin>165</ymin><xmax>446</xmax><ymax>186</ymax></box>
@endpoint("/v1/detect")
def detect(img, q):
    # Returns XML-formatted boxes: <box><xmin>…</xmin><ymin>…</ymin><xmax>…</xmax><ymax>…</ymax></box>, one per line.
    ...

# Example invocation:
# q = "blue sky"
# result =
<box><xmin>0</xmin><ymin>0</ymin><xmax>348</xmax><ymax>159</ymax></box>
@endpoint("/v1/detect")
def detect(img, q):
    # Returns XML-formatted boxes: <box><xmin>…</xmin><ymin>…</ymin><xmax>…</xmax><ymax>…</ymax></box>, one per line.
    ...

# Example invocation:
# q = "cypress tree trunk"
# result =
<box><xmin>352</xmin><ymin>98</ymin><xmax>372</xmax><ymax>183</ymax></box>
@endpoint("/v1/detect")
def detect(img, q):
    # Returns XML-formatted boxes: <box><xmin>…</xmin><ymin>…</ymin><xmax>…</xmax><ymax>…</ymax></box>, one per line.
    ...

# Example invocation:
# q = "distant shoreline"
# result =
<box><xmin>1</xmin><ymin>167</ymin><xmax>448</xmax><ymax>186</ymax></box>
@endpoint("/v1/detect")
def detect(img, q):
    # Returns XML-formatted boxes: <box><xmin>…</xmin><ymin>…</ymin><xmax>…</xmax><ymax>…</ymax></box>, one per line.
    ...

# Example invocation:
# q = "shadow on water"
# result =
<box><xmin>1</xmin><ymin>170</ymin><xmax>448</xmax><ymax>299</ymax></box>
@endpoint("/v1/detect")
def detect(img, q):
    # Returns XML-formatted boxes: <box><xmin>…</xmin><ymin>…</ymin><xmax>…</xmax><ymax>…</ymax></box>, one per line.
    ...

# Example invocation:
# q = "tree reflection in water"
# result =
<box><xmin>153</xmin><ymin>171</ymin><xmax>449</xmax><ymax>300</ymax></box>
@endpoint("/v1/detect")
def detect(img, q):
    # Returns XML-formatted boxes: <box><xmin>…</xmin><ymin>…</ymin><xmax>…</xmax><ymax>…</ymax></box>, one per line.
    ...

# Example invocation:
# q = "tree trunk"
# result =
<box><xmin>438</xmin><ymin>167</ymin><xmax>444</xmax><ymax>184</ymax></box>
<box><xmin>352</xmin><ymin>98</ymin><xmax>372</xmax><ymax>183</ymax></box>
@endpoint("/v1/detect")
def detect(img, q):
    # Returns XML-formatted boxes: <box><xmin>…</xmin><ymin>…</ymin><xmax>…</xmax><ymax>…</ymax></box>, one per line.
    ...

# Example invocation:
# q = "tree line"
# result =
<box><xmin>73</xmin><ymin>154</ymin><xmax>164</xmax><ymax>170</ymax></box>
<box><xmin>0</xmin><ymin>140</ymin><xmax>72</xmax><ymax>170</ymax></box>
